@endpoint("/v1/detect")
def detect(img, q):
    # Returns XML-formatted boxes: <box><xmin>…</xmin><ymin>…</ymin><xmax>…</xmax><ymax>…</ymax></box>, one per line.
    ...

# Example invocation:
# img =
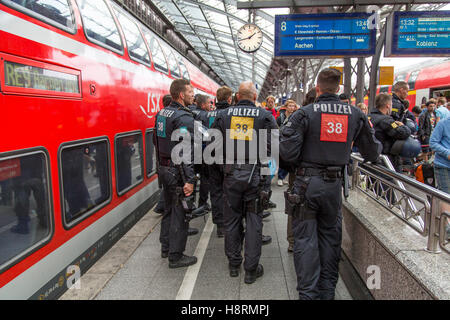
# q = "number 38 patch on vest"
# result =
<box><xmin>229</xmin><ymin>116</ymin><xmax>254</xmax><ymax>141</ymax></box>
<box><xmin>320</xmin><ymin>113</ymin><xmax>348</xmax><ymax>142</ymax></box>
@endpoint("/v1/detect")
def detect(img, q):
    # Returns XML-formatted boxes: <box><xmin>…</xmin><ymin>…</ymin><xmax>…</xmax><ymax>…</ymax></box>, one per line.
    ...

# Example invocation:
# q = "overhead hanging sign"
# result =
<box><xmin>385</xmin><ymin>11</ymin><xmax>450</xmax><ymax>57</ymax></box>
<box><xmin>274</xmin><ymin>13</ymin><xmax>376</xmax><ymax>58</ymax></box>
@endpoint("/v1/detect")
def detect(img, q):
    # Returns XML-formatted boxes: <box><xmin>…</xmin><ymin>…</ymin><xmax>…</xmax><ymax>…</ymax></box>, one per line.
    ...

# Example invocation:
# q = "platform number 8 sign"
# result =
<box><xmin>320</xmin><ymin>114</ymin><xmax>348</xmax><ymax>143</ymax></box>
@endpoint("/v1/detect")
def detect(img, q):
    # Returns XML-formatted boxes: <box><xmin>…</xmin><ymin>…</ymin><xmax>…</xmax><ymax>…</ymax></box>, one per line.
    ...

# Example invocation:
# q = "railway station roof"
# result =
<box><xmin>151</xmin><ymin>0</ymin><xmax>448</xmax><ymax>95</ymax></box>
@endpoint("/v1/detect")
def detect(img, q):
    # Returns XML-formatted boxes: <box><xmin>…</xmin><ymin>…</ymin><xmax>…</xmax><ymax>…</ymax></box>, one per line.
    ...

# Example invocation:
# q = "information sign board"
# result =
<box><xmin>385</xmin><ymin>11</ymin><xmax>450</xmax><ymax>57</ymax></box>
<box><xmin>274</xmin><ymin>13</ymin><xmax>376</xmax><ymax>57</ymax></box>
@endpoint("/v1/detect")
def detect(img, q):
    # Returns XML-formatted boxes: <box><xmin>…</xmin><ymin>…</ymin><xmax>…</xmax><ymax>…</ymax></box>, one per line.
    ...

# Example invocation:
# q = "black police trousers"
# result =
<box><xmin>291</xmin><ymin>174</ymin><xmax>342</xmax><ymax>300</ymax></box>
<box><xmin>195</xmin><ymin>164</ymin><xmax>210</xmax><ymax>207</ymax></box>
<box><xmin>223</xmin><ymin>166</ymin><xmax>262</xmax><ymax>272</ymax></box>
<box><xmin>208</xmin><ymin>164</ymin><xmax>224</xmax><ymax>227</ymax></box>
<box><xmin>158</xmin><ymin>166</ymin><xmax>189</xmax><ymax>262</ymax></box>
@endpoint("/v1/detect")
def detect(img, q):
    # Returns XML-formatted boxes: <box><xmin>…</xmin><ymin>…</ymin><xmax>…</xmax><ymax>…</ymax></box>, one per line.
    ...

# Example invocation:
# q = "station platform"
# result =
<box><xmin>60</xmin><ymin>180</ymin><xmax>353</xmax><ymax>300</ymax></box>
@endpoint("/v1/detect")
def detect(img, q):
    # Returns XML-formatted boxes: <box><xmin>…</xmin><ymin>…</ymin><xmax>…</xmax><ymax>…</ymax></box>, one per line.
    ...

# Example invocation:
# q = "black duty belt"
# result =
<box><xmin>296</xmin><ymin>167</ymin><xmax>342</xmax><ymax>179</ymax></box>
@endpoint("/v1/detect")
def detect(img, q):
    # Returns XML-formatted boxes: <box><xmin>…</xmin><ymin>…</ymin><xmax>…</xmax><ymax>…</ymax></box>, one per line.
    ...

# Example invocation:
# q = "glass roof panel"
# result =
<box><xmin>153</xmin><ymin>0</ymin><xmax>288</xmax><ymax>92</ymax></box>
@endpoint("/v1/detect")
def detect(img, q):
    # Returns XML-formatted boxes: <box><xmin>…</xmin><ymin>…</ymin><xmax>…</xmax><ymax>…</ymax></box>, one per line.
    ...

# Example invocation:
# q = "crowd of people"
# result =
<box><xmin>153</xmin><ymin>68</ymin><xmax>449</xmax><ymax>300</ymax></box>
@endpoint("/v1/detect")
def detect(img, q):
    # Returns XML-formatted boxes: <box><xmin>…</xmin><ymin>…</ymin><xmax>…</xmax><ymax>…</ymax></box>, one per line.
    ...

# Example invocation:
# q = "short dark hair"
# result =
<box><xmin>426</xmin><ymin>101</ymin><xmax>435</xmax><ymax>107</ymax></box>
<box><xmin>303</xmin><ymin>87</ymin><xmax>317</xmax><ymax>106</ymax></box>
<box><xmin>339</xmin><ymin>93</ymin><xmax>349</xmax><ymax>101</ymax></box>
<box><xmin>162</xmin><ymin>94</ymin><xmax>172</xmax><ymax>108</ymax></box>
<box><xmin>196</xmin><ymin>94</ymin><xmax>209</xmax><ymax>107</ymax></box>
<box><xmin>317</xmin><ymin>68</ymin><xmax>341</xmax><ymax>94</ymax></box>
<box><xmin>375</xmin><ymin>93</ymin><xmax>392</xmax><ymax>110</ymax></box>
<box><xmin>393</xmin><ymin>81</ymin><xmax>408</xmax><ymax>92</ymax></box>
<box><xmin>170</xmin><ymin>79</ymin><xmax>191</xmax><ymax>100</ymax></box>
<box><xmin>216</xmin><ymin>86</ymin><xmax>233</xmax><ymax>102</ymax></box>
<box><xmin>412</xmin><ymin>106</ymin><xmax>422</xmax><ymax>114</ymax></box>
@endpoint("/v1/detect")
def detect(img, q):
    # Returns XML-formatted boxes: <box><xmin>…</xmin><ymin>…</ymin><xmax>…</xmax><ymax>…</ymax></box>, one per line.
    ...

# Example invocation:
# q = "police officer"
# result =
<box><xmin>391</xmin><ymin>81</ymin><xmax>409</xmax><ymax>123</ymax></box>
<box><xmin>205</xmin><ymin>86</ymin><xmax>233</xmax><ymax>237</ymax></box>
<box><xmin>280</xmin><ymin>68</ymin><xmax>381</xmax><ymax>300</ymax></box>
<box><xmin>212</xmin><ymin>81</ymin><xmax>278</xmax><ymax>283</ymax></box>
<box><xmin>369</xmin><ymin>93</ymin><xmax>411</xmax><ymax>172</ymax></box>
<box><xmin>154</xmin><ymin>79</ymin><xmax>197</xmax><ymax>268</ymax></box>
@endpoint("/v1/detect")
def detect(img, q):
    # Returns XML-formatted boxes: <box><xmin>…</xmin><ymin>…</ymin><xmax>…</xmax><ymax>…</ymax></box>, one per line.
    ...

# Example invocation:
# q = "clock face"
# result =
<box><xmin>237</xmin><ymin>24</ymin><xmax>263</xmax><ymax>53</ymax></box>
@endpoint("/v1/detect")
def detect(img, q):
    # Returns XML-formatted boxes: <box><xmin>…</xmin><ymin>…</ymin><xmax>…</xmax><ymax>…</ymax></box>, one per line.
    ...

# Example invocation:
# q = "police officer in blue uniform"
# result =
<box><xmin>369</xmin><ymin>93</ymin><xmax>412</xmax><ymax>172</ymax></box>
<box><xmin>205</xmin><ymin>86</ymin><xmax>233</xmax><ymax>237</ymax></box>
<box><xmin>280</xmin><ymin>68</ymin><xmax>382</xmax><ymax>299</ymax></box>
<box><xmin>154</xmin><ymin>79</ymin><xmax>198</xmax><ymax>268</ymax></box>
<box><xmin>212</xmin><ymin>81</ymin><xmax>278</xmax><ymax>283</ymax></box>
<box><xmin>391</xmin><ymin>81</ymin><xmax>409</xmax><ymax>123</ymax></box>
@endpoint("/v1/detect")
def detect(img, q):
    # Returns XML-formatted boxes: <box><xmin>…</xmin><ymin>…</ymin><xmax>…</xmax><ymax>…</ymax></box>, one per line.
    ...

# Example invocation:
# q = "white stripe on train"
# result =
<box><xmin>0</xmin><ymin>179</ymin><xmax>158</xmax><ymax>299</ymax></box>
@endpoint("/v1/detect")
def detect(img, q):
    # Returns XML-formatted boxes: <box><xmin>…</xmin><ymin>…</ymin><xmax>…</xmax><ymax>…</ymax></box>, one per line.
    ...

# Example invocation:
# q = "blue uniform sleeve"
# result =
<box><xmin>279</xmin><ymin>109</ymin><xmax>307</xmax><ymax>165</ymax></box>
<box><xmin>430</xmin><ymin>121</ymin><xmax>450</xmax><ymax>159</ymax></box>
<box><xmin>175</xmin><ymin>113</ymin><xmax>196</xmax><ymax>184</ymax></box>
<box><xmin>354</xmin><ymin>117</ymin><xmax>382</xmax><ymax>163</ymax></box>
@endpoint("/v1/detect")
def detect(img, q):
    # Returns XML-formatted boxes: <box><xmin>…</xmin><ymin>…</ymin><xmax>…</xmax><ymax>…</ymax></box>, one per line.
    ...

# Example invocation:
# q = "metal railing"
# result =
<box><xmin>350</xmin><ymin>153</ymin><xmax>450</xmax><ymax>254</ymax></box>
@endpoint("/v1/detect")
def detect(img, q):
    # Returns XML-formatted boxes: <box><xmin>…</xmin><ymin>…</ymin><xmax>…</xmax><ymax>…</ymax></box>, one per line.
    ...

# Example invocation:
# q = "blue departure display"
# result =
<box><xmin>385</xmin><ymin>11</ymin><xmax>450</xmax><ymax>57</ymax></box>
<box><xmin>275</xmin><ymin>13</ymin><xmax>376</xmax><ymax>57</ymax></box>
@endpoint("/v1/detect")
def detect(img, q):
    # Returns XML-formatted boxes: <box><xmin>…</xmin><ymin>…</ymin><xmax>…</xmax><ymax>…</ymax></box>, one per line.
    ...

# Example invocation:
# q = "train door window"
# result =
<box><xmin>162</xmin><ymin>44</ymin><xmax>180</xmax><ymax>78</ymax></box>
<box><xmin>60</xmin><ymin>139</ymin><xmax>111</xmax><ymax>227</ymax></box>
<box><xmin>1</xmin><ymin>0</ymin><xmax>75</xmax><ymax>33</ymax></box>
<box><xmin>407</xmin><ymin>70</ymin><xmax>420</xmax><ymax>91</ymax></box>
<box><xmin>145</xmin><ymin>129</ymin><xmax>157</xmax><ymax>177</ymax></box>
<box><xmin>112</xmin><ymin>5</ymin><xmax>151</xmax><ymax>66</ymax></box>
<box><xmin>379</xmin><ymin>86</ymin><xmax>389</xmax><ymax>93</ymax></box>
<box><xmin>177</xmin><ymin>57</ymin><xmax>190</xmax><ymax>81</ymax></box>
<box><xmin>76</xmin><ymin>0</ymin><xmax>123</xmax><ymax>54</ymax></box>
<box><xmin>0</xmin><ymin>149</ymin><xmax>52</xmax><ymax>271</ymax></box>
<box><xmin>142</xmin><ymin>29</ymin><xmax>168</xmax><ymax>74</ymax></box>
<box><xmin>115</xmin><ymin>132</ymin><xmax>143</xmax><ymax>195</ymax></box>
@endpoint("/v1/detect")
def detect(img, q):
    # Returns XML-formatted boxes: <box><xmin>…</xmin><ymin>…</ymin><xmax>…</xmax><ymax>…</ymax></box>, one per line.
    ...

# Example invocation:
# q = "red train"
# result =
<box><xmin>0</xmin><ymin>0</ymin><xmax>219</xmax><ymax>299</ymax></box>
<box><xmin>356</xmin><ymin>59</ymin><xmax>450</xmax><ymax>108</ymax></box>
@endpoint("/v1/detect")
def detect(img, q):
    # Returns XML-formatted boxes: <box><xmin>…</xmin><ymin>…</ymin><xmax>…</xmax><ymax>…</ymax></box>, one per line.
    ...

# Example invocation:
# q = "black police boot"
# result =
<box><xmin>262</xmin><ymin>235</ymin><xmax>272</xmax><ymax>245</ymax></box>
<box><xmin>188</xmin><ymin>227</ymin><xmax>199</xmax><ymax>236</ymax></box>
<box><xmin>154</xmin><ymin>206</ymin><xmax>164</xmax><ymax>214</ymax></box>
<box><xmin>217</xmin><ymin>225</ymin><xmax>224</xmax><ymax>238</ymax></box>
<box><xmin>169</xmin><ymin>255</ymin><xmax>197</xmax><ymax>268</ymax></box>
<box><xmin>229</xmin><ymin>264</ymin><xmax>240</xmax><ymax>277</ymax></box>
<box><xmin>161</xmin><ymin>251</ymin><xmax>169</xmax><ymax>258</ymax></box>
<box><xmin>262</xmin><ymin>211</ymin><xmax>271</xmax><ymax>219</ymax></box>
<box><xmin>244</xmin><ymin>264</ymin><xmax>264</xmax><ymax>284</ymax></box>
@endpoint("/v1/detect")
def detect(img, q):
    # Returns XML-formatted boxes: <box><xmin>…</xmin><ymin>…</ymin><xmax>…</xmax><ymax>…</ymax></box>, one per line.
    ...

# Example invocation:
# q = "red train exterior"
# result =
<box><xmin>0</xmin><ymin>0</ymin><xmax>219</xmax><ymax>299</ymax></box>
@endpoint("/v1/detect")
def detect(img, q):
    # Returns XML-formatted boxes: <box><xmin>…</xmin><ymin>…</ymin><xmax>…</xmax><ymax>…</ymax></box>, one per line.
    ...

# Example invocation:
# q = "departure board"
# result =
<box><xmin>274</xmin><ymin>13</ymin><xmax>376</xmax><ymax>57</ymax></box>
<box><xmin>385</xmin><ymin>11</ymin><xmax>450</xmax><ymax>57</ymax></box>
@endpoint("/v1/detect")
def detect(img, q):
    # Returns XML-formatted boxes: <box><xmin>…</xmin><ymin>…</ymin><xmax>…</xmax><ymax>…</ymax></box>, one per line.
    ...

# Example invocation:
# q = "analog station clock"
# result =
<box><xmin>237</xmin><ymin>23</ymin><xmax>263</xmax><ymax>53</ymax></box>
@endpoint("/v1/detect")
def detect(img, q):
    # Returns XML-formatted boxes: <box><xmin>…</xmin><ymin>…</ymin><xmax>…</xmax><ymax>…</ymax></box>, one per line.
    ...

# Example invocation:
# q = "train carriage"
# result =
<box><xmin>0</xmin><ymin>0</ymin><xmax>219</xmax><ymax>299</ymax></box>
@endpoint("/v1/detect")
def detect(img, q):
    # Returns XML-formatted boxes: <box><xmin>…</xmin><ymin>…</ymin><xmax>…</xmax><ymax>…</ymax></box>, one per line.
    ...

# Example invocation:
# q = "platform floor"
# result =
<box><xmin>60</xmin><ymin>180</ymin><xmax>353</xmax><ymax>300</ymax></box>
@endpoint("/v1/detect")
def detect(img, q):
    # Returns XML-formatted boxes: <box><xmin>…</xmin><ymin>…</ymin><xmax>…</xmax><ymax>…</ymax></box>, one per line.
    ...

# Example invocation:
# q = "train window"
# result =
<box><xmin>1</xmin><ymin>0</ymin><xmax>75</xmax><ymax>33</ymax></box>
<box><xmin>142</xmin><ymin>29</ymin><xmax>168</xmax><ymax>74</ymax></box>
<box><xmin>76</xmin><ymin>0</ymin><xmax>123</xmax><ymax>54</ymax></box>
<box><xmin>178</xmin><ymin>57</ymin><xmax>190</xmax><ymax>81</ymax></box>
<box><xmin>145</xmin><ymin>130</ymin><xmax>157</xmax><ymax>177</ymax></box>
<box><xmin>379</xmin><ymin>86</ymin><xmax>389</xmax><ymax>93</ymax></box>
<box><xmin>60</xmin><ymin>140</ymin><xmax>111</xmax><ymax>227</ymax></box>
<box><xmin>161</xmin><ymin>44</ymin><xmax>180</xmax><ymax>78</ymax></box>
<box><xmin>115</xmin><ymin>132</ymin><xmax>143</xmax><ymax>195</ymax></box>
<box><xmin>0</xmin><ymin>150</ymin><xmax>52</xmax><ymax>270</ymax></box>
<box><xmin>407</xmin><ymin>70</ymin><xmax>420</xmax><ymax>91</ymax></box>
<box><xmin>112</xmin><ymin>6</ymin><xmax>151</xmax><ymax>66</ymax></box>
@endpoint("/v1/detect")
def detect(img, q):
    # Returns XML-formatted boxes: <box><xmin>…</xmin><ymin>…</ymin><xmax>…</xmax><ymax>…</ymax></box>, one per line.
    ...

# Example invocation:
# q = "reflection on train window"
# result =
<box><xmin>113</xmin><ymin>6</ymin><xmax>150</xmax><ymax>65</ymax></box>
<box><xmin>0</xmin><ymin>152</ymin><xmax>51</xmax><ymax>268</ymax></box>
<box><xmin>142</xmin><ymin>29</ymin><xmax>168</xmax><ymax>74</ymax></box>
<box><xmin>3</xmin><ymin>0</ymin><xmax>75</xmax><ymax>31</ymax></box>
<box><xmin>115</xmin><ymin>133</ymin><xmax>143</xmax><ymax>195</ymax></box>
<box><xmin>77</xmin><ymin>0</ymin><xmax>123</xmax><ymax>53</ymax></box>
<box><xmin>145</xmin><ymin>130</ymin><xmax>157</xmax><ymax>177</ymax></box>
<box><xmin>61</xmin><ymin>141</ymin><xmax>110</xmax><ymax>225</ymax></box>
<box><xmin>161</xmin><ymin>44</ymin><xmax>180</xmax><ymax>78</ymax></box>
<box><xmin>178</xmin><ymin>57</ymin><xmax>190</xmax><ymax>81</ymax></box>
